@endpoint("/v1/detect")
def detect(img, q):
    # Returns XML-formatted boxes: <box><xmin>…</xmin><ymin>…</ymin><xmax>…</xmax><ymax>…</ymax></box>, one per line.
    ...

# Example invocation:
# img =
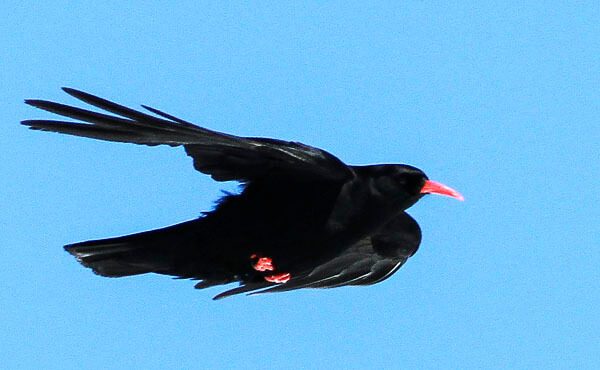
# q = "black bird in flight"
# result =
<box><xmin>22</xmin><ymin>88</ymin><xmax>463</xmax><ymax>300</ymax></box>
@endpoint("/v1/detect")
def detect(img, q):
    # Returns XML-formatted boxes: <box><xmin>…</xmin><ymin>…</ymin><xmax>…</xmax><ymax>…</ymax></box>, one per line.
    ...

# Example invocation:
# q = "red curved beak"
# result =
<box><xmin>420</xmin><ymin>180</ymin><xmax>464</xmax><ymax>201</ymax></box>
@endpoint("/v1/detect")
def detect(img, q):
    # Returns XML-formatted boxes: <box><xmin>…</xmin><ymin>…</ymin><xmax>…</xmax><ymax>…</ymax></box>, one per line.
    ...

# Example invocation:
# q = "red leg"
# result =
<box><xmin>251</xmin><ymin>256</ymin><xmax>274</xmax><ymax>272</ymax></box>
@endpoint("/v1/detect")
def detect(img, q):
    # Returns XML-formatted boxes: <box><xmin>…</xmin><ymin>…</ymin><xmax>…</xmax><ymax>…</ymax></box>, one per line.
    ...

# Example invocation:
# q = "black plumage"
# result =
<box><xmin>22</xmin><ymin>88</ymin><xmax>463</xmax><ymax>299</ymax></box>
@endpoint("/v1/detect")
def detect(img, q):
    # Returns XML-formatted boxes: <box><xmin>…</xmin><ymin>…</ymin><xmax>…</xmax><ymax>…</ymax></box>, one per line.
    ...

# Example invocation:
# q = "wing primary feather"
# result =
<box><xmin>350</xmin><ymin>259</ymin><xmax>407</xmax><ymax>286</ymax></box>
<box><xmin>141</xmin><ymin>105</ymin><xmax>198</xmax><ymax>128</ymax></box>
<box><xmin>246</xmin><ymin>277</ymin><xmax>337</xmax><ymax>295</ymax></box>
<box><xmin>62</xmin><ymin>87</ymin><xmax>170</xmax><ymax>130</ymax></box>
<box><xmin>21</xmin><ymin>120</ymin><xmax>147</xmax><ymax>143</ymax></box>
<box><xmin>24</xmin><ymin>100</ymin><xmax>135</xmax><ymax>128</ymax></box>
<box><xmin>212</xmin><ymin>282</ymin><xmax>275</xmax><ymax>300</ymax></box>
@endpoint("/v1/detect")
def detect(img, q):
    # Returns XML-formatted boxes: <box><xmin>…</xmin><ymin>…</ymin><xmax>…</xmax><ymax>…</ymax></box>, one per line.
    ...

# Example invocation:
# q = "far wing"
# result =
<box><xmin>213</xmin><ymin>211</ymin><xmax>422</xmax><ymax>299</ymax></box>
<box><xmin>22</xmin><ymin>88</ymin><xmax>353</xmax><ymax>183</ymax></box>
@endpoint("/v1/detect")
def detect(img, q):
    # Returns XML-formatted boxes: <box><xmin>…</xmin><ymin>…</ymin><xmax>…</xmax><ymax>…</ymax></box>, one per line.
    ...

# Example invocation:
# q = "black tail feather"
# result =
<box><xmin>65</xmin><ymin>237</ymin><xmax>164</xmax><ymax>278</ymax></box>
<box><xmin>64</xmin><ymin>219</ymin><xmax>203</xmax><ymax>278</ymax></box>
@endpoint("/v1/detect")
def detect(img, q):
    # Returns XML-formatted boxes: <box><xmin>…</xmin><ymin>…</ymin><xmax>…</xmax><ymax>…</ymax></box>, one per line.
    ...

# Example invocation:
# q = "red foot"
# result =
<box><xmin>265</xmin><ymin>273</ymin><xmax>291</xmax><ymax>284</ymax></box>
<box><xmin>250</xmin><ymin>254</ymin><xmax>290</xmax><ymax>283</ymax></box>
<box><xmin>251</xmin><ymin>255</ymin><xmax>274</xmax><ymax>272</ymax></box>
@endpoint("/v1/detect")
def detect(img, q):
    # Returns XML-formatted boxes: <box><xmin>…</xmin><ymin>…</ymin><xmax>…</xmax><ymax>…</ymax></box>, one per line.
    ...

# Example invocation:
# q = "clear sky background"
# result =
<box><xmin>1</xmin><ymin>2</ymin><xmax>598</xmax><ymax>369</ymax></box>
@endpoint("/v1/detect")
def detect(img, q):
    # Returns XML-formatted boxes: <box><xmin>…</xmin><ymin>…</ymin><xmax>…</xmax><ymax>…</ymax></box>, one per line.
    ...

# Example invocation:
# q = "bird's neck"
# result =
<box><xmin>324</xmin><ymin>177</ymin><xmax>406</xmax><ymax>247</ymax></box>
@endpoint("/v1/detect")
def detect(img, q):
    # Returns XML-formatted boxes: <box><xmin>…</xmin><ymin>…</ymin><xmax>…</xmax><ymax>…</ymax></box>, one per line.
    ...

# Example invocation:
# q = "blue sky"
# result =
<box><xmin>2</xmin><ymin>2</ymin><xmax>598</xmax><ymax>369</ymax></box>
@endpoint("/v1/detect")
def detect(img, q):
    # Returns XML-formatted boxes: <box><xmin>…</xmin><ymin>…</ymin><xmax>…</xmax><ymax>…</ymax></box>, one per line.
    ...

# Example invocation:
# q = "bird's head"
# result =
<box><xmin>361</xmin><ymin>164</ymin><xmax>464</xmax><ymax>210</ymax></box>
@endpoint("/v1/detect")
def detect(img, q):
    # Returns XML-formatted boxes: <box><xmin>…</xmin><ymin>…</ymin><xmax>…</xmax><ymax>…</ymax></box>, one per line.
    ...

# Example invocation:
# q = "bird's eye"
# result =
<box><xmin>398</xmin><ymin>174</ymin><xmax>426</xmax><ymax>195</ymax></box>
<box><xmin>394</xmin><ymin>176</ymin><xmax>407</xmax><ymax>185</ymax></box>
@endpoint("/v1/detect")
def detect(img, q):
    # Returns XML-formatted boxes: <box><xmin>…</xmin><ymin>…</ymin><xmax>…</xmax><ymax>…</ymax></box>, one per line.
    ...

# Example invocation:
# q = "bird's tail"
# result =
<box><xmin>64</xmin><ymin>220</ymin><xmax>202</xmax><ymax>278</ymax></box>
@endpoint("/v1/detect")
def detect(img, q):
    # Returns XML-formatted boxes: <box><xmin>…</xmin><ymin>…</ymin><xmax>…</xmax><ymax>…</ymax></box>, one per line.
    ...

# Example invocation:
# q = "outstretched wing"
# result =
<box><xmin>22</xmin><ymin>88</ymin><xmax>352</xmax><ymax>182</ymax></box>
<box><xmin>212</xmin><ymin>211</ymin><xmax>422</xmax><ymax>299</ymax></box>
